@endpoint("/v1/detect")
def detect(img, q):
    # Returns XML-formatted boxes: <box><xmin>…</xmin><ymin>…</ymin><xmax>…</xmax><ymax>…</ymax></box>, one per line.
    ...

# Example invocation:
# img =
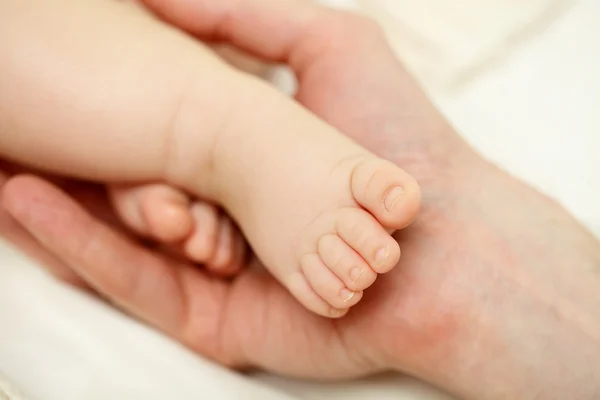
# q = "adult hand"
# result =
<box><xmin>3</xmin><ymin>1</ymin><xmax>600</xmax><ymax>399</ymax></box>
<box><xmin>0</xmin><ymin>160</ymin><xmax>140</xmax><ymax>288</ymax></box>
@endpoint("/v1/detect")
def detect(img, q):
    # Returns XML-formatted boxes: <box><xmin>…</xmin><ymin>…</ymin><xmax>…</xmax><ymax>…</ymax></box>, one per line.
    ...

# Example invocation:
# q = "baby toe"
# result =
<box><xmin>317</xmin><ymin>233</ymin><xmax>377</xmax><ymax>291</ymax></box>
<box><xmin>300</xmin><ymin>254</ymin><xmax>362</xmax><ymax>311</ymax></box>
<box><xmin>335</xmin><ymin>208</ymin><xmax>400</xmax><ymax>274</ymax></box>
<box><xmin>184</xmin><ymin>201</ymin><xmax>220</xmax><ymax>263</ymax></box>
<box><xmin>206</xmin><ymin>215</ymin><xmax>243</xmax><ymax>276</ymax></box>
<box><xmin>350</xmin><ymin>157</ymin><xmax>421</xmax><ymax>229</ymax></box>
<box><xmin>287</xmin><ymin>268</ymin><xmax>350</xmax><ymax>319</ymax></box>
<box><xmin>226</xmin><ymin>227</ymin><xmax>248</xmax><ymax>274</ymax></box>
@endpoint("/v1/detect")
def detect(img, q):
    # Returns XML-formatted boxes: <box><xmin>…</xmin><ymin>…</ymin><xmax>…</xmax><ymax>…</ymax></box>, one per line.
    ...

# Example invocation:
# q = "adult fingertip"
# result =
<box><xmin>1</xmin><ymin>174</ymin><xmax>43</xmax><ymax>216</ymax></box>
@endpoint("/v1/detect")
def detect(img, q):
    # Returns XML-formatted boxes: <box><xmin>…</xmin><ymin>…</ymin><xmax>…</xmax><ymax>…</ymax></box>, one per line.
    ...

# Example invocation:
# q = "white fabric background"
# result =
<box><xmin>1</xmin><ymin>0</ymin><xmax>599</xmax><ymax>398</ymax></box>
<box><xmin>356</xmin><ymin>0</ymin><xmax>577</xmax><ymax>89</ymax></box>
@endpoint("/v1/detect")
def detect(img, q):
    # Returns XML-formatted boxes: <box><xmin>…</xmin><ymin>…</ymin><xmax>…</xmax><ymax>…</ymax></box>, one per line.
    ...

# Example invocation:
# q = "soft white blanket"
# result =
<box><xmin>354</xmin><ymin>0</ymin><xmax>576</xmax><ymax>89</ymax></box>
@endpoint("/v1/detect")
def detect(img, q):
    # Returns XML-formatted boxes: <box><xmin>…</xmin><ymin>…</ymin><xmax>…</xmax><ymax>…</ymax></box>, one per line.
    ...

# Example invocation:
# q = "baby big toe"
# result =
<box><xmin>335</xmin><ymin>208</ymin><xmax>400</xmax><ymax>274</ymax></box>
<box><xmin>109</xmin><ymin>184</ymin><xmax>193</xmax><ymax>242</ymax></box>
<box><xmin>141</xmin><ymin>193</ymin><xmax>193</xmax><ymax>243</ymax></box>
<box><xmin>350</xmin><ymin>158</ymin><xmax>421</xmax><ymax>229</ymax></box>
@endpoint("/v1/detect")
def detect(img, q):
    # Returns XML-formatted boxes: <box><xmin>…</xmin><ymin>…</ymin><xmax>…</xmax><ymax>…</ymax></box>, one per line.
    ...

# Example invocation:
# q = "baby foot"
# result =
<box><xmin>285</xmin><ymin>156</ymin><xmax>420</xmax><ymax>318</ymax></box>
<box><xmin>109</xmin><ymin>184</ymin><xmax>247</xmax><ymax>276</ymax></box>
<box><xmin>197</xmin><ymin>102</ymin><xmax>421</xmax><ymax>318</ymax></box>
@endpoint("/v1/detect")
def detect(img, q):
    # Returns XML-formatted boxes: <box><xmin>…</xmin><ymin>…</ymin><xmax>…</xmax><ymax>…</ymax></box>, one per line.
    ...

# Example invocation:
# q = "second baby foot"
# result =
<box><xmin>109</xmin><ymin>184</ymin><xmax>247</xmax><ymax>276</ymax></box>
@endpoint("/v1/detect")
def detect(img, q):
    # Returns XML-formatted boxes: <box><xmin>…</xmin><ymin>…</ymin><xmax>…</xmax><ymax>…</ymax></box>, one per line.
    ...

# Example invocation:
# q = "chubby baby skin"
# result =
<box><xmin>0</xmin><ymin>0</ymin><xmax>421</xmax><ymax>317</ymax></box>
<box><xmin>110</xmin><ymin>144</ymin><xmax>420</xmax><ymax>318</ymax></box>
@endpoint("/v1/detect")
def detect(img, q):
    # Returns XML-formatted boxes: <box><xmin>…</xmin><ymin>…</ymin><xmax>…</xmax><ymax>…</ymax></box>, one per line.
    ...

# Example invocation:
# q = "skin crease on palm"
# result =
<box><xmin>0</xmin><ymin>1</ymin><xmax>599</xmax><ymax>399</ymax></box>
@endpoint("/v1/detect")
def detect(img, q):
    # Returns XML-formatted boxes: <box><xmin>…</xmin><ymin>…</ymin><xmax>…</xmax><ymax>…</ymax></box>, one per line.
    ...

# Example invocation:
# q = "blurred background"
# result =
<box><xmin>1</xmin><ymin>0</ymin><xmax>599</xmax><ymax>399</ymax></box>
<box><xmin>356</xmin><ymin>0</ymin><xmax>600</xmax><ymax>240</ymax></box>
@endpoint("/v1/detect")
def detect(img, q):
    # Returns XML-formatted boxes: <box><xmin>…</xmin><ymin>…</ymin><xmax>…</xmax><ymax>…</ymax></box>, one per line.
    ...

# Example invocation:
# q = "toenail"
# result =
<box><xmin>340</xmin><ymin>288</ymin><xmax>355</xmax><ymax>302</ymax></box>
<box><xmin>350</xmin><ymin>267</ymin><xmax>363</xmax><ymax>283</ymax></box>
<box><xmin>384</xmin><ymin>186</ymin><xmax>404</xmax><ymax>212</ymax></box>
<box><xmin>330</xmin><ymin>308</ymin><xmax>347</xmax><ymax>318</ymax></box>
<box><xmin>375</xmin><ymin>247</ymin><xmax>388</xmax><ymax>265</ymax></box>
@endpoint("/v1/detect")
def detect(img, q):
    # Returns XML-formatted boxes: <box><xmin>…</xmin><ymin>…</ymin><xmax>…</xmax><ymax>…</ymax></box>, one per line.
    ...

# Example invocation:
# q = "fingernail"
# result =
<box><xmin>350</xmin><ymin>267</ymin><xmax>363</xmax><ymax>283</ymax></box>
<box><xmin>340</xmin><ymin>288</ymin><xmax>355</xmax><ymax>302</ymax></box>
<box><xmin>384</xmin><ymin>186</ymin><xmax>404</xmax><ymax>212</ymax></box>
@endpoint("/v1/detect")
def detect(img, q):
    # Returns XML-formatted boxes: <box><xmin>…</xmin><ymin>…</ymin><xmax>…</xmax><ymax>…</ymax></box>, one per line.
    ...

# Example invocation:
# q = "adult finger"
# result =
<box><xmin>141</xmin><ymin>0</ymin><xmax>446</xmax><ymax>167</ymax></box>
<box><xmin>5</xmin><ymin>175</ymin><xmax>369</xmax><ymax>378</ymax></box>
<box><xmin>2</xmin><ymin>175</ymin><xmax>245</xmax><ymax>366</ymax></box>
<box><xmin>141</xmin><ymin>0</ymin><xmax>389</xmax><ymax>82</ymax></box>
<box><xmin>0</xmin><ymin>173</ymin><xmax>88</xmax><ymax>287</ymax></box>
